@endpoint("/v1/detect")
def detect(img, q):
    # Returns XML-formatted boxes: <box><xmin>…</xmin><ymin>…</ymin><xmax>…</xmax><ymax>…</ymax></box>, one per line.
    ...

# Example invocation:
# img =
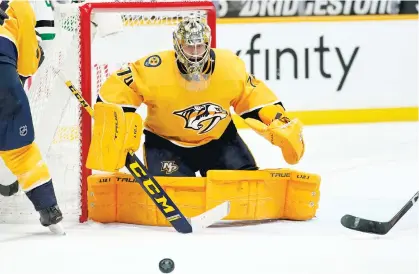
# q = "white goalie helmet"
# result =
<box><xmin>173</xmin><ymin>15</ymin><xmax>212</xmax><ymax>84</ymax></box>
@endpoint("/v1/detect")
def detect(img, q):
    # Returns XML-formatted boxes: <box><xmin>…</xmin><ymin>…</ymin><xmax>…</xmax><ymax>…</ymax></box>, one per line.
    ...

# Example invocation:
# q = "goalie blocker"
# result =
<box><xmin>87</xmin><ymin>169</ymin><xmax>321</xmax><ymax>226</ymax></box>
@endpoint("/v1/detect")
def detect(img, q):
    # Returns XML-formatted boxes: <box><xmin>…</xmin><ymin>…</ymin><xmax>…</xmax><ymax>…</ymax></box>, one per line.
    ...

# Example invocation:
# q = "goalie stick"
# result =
<box><xmin>0</xmin><ymin>180</ymin><xmax>19</xmax><ymax>196</ymax></box>
<box><xmin>56</xmin><ymin>70</ymin><xmax>230</xmax><ymax>233</ymax></box>
<box><xmin>341</xmin><ymin>191</ymin><xmax>419</xmax><ymax>235</ymax></box>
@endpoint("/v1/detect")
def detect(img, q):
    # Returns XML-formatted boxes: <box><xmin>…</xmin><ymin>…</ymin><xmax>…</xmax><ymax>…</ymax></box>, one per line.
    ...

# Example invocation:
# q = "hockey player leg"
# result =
<box><xmin>0</xmin><ymin>137</ymin><xmax>64</xmax><ymax>235</ymax></box>
<box><xmin>0</xmin><ymin>62</ymin><xmax>64</xmax><ymax>234</ymax></box>
<box><xmin>199</xmin><ymin>122</ymin><xmax>258</xmax><ymax>176</ymax></box>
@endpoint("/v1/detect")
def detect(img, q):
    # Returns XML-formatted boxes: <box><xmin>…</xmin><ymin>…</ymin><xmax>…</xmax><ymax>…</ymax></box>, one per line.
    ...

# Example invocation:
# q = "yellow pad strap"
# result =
<box><xmin>87</xmin><ymin>169</ymin><xmax>320</xmax><ymax>226</ymax></box>
<box><xmin>0</xmin><ymin>143</ymin><xmax>51</xmax><ymax>191</ymax></box>
<box><xmin>284</xmin><ymin>170</ymin><xmax>321</xmax><ymax>220</ymax></box>
<box><xmin>124</xmin><ymin>112</ymin><xmax>142</xmax><ymax>155</ymax></box>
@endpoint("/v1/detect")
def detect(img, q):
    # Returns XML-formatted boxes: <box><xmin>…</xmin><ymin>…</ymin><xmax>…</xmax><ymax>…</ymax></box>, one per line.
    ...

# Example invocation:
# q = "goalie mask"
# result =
<box><xmin>173</xmin><ymin>16</ymin><xmax>212</xmax><ymax>91</ymax></box>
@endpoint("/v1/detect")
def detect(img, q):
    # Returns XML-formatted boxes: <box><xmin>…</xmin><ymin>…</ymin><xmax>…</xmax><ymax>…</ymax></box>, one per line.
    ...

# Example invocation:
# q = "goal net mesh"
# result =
<box><xmin>0</xmin><ymin>0</ymin><xmax>216</xmax><ymax>224</ymax></box>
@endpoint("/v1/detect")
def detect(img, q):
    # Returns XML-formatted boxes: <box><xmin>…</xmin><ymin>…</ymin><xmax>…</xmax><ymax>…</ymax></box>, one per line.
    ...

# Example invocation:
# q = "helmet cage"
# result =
<box><xmin>173</xmin><ymin>17</ymin><xmax>212</xmax><ymax>79</ymax></box>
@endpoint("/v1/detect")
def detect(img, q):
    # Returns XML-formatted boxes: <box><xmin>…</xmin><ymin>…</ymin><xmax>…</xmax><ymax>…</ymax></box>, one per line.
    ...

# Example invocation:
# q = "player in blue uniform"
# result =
<box><xmin>0</xmin><ymin>0</ymin><xmax>63</xmax><ymax>234</ymax></box>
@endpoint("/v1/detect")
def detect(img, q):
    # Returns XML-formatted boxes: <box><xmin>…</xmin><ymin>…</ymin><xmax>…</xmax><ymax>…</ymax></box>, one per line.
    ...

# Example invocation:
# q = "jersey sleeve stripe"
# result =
<box><xmin>96</xmin><ymin>94</ymin><xmax>138</xmax><ymax>113</ymax></box>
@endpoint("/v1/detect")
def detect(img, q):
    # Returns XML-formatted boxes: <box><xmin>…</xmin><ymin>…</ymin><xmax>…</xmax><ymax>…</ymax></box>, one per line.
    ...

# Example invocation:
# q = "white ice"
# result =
<box><xmin>0</xmin><ymin>122</ymin><xmax>418</xmax><ymax>274</ymax></box>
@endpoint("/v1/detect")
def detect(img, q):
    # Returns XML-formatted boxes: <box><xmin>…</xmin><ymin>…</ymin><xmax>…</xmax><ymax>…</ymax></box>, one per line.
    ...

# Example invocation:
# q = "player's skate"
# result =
<box><xmin>39</xmin><ymin>205</ymin><xmax>65</xmax><ymax>235</ymax></box>
<box><xmin>24</xmin><ymin>180</ymin><xmax>66</xmax><ymax>235</ymax></box>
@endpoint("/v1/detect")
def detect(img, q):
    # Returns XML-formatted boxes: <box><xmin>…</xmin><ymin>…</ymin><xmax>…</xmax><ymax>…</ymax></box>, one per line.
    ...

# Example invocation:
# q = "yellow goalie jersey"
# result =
<box><xmin>0</xmin><ymin>0</ymin><xmax>41</xmax><ymax>77</ymax></box>
<box><xmin>98</xmin><ymin>49</ymin><xmax>279</xmax><ymax>147</ymax></box>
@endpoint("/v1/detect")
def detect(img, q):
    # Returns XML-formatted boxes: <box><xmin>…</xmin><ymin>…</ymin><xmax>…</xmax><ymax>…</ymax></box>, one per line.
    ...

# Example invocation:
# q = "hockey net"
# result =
<box><xmin>0</xmin><ymin>1</ymin><xmax>216</xmax><ymax>224</ymax></box>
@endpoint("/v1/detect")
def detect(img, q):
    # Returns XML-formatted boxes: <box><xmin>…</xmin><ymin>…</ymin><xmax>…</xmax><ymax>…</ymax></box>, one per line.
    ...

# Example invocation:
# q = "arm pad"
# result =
<box><xmin>86</xmin><ymin>102</ymin><xmax>142</xmax><ymax>172</ymax></box>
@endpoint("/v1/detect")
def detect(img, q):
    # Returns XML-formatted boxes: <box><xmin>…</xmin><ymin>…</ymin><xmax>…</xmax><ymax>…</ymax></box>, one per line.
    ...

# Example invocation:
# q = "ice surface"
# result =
<box><xmin>0</xmin><ymin>122</ymin><xmax>417</xmax><ymax>274</ymax></box>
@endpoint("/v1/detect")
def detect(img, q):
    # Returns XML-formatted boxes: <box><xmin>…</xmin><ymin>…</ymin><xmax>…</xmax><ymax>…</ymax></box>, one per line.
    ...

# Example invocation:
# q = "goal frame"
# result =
<box><xmin>77</xmin><ymin>1</ymin><xmax>217</xmax><ymax>222</ymax></box>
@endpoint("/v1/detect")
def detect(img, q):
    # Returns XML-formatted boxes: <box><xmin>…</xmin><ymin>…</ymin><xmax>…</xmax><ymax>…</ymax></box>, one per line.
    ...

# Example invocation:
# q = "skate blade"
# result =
<box><xmin>48</xmin><ymin>223</ymin><xmax>66</xmax><ymax>235</ymax></box>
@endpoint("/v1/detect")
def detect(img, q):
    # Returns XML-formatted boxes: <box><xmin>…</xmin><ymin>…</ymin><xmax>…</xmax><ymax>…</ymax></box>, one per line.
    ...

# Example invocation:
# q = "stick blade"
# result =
<box><xmin>0</xmin><ymin>180</ymin><xmax>19</xmax><ymax>197</ymax></box>
<box><xmin>169</xmin><ymin>217</ymin><xmax>193</xmax><ymax>234</ymax></box>
<box><xmin>341</xmin><ymin>214</ymin><xmax>390</xmax><ymax>235</ymax></box>
<box><xmin>189</xmin><ymin>201</ymin><xmax>230</xmax><ymax>232</ymax></box>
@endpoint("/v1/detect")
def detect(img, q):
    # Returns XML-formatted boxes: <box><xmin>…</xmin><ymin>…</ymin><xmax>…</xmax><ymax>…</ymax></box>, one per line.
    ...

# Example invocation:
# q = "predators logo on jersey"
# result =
<box><xmin>161</xmin><ymin>161</ymin><xmax>179</xmax><ymax>175</ymax></box>
<box><xmin>173</xmin><ymin>103</ymin><xmax>228</xmax><ymax>134</ymax></box>
<box><xmin>144</xmin><ymin>55</ymin><xmax>161</xmax><ymax>67</ymax></box>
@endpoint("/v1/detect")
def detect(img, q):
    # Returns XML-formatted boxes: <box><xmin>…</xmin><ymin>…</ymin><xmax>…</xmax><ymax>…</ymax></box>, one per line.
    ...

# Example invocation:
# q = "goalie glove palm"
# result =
<box><xmin>245</xmin><ymin>116</ymin><xmax>305</xmax><ymax>165</ymax></box>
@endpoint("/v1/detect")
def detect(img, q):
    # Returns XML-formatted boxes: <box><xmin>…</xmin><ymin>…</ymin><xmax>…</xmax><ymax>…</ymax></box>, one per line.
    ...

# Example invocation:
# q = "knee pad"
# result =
<box><xmin>0</xmin><ymin>142</ymin><xmax>51</xmax><ymax>191</ymax></box>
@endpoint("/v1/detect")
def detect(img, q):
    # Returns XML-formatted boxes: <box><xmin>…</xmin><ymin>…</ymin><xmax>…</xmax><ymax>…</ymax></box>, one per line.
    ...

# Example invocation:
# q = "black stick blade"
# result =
<box><xmin>0</xmin><ymin>180</ymin><xmax>19</xmax><ymax>197</ymax></box>
<box><xmin>341</xmin><ymin>214</ymin><xmax>390</xmax><ymax>235</ymax></box>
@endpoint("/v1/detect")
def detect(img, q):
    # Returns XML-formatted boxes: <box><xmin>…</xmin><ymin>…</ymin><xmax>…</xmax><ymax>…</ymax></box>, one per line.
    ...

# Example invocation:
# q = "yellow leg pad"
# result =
<box><xmin>283</xmin><ymin>171</ymin><xmax>321</xmax><ymax>220</ymax></box>
<box><xmin>87</xmin><ymin>174</ymin><xmax>117</xmax><ymax>223</ymax></box>
<box><xmin>0</xmin><ymin>143</ymin><xmax>51</xmax><ymax>191</ymax></box>
<box><xmin>206</xmin><ymin>169</ymin><xmax>320</xmax><ymax>221</ymax></box>
<box><xmin>88</xmin><ymin>173</ymin><xmax>206</xmax><ymax>226</ymax></box>
<box><xmin>206</xmin><ymin>170</ymin><xmax>289</xmax><ymax>220</ymax></box>
<box><xmin>87</xmin><ymin>169</ymin><xmax>321</xmax><ymax>226</ymax></box>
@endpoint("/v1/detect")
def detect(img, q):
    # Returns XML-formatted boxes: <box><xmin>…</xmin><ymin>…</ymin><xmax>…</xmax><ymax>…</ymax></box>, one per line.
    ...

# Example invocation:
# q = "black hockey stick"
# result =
<box><xmin>341</xmin><ymin>191</ymin><xmax>419</xmax><ymax>235</ymax></box>
<box><xmin>57</xmin><ymin>71</ymin><xmax>229</xmax><ymax>233</ymax></box>
<box><xmin>0</xmin><ymin>7</ymin><xmax>8</xmax><ymax>25</ymax></box>
<box><xmin>0</xmin><ymin>180</ymin><xmax>19</xmax><ymax>196</ymax></box>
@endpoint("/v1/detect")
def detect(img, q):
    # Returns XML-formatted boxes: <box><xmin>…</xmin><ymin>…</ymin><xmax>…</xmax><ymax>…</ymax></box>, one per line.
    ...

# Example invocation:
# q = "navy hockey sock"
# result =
<box><xmin>25</xmin><ymin>180</ymin><xmax>58</xmax><ymax>211</ymax></box>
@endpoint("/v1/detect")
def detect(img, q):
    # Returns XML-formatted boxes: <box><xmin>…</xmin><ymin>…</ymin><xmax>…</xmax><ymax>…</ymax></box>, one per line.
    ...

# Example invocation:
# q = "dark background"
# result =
<box><xmin>212</xmin><ymin>0</ymin><xmax>418</xmax><ymax>17</ymax></box>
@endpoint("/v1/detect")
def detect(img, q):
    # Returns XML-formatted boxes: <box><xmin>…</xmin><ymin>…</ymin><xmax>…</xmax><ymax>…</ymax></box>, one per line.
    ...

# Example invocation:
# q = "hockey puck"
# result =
<box><xmin>159</xmin><ymin>258</ymin><xmax>175</xmax><ymax>273</ymax></box>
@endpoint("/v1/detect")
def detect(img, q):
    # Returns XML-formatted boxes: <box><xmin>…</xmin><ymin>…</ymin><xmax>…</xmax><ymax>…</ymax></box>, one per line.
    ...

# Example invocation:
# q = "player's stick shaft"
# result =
<box><xmin>341</xmin><ymin>191</ymin><xmax>419</xmax><ymax>235</ymax></box>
